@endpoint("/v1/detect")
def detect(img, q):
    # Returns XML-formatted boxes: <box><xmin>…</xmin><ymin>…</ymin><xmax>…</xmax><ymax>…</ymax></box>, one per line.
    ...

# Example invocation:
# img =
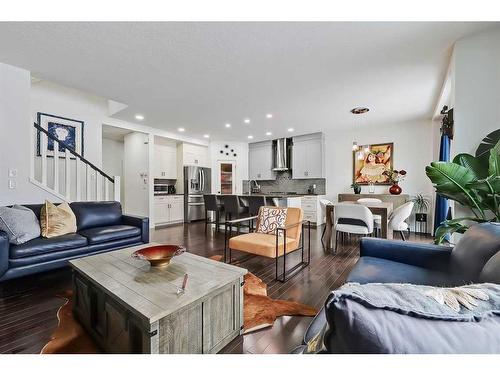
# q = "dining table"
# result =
<box><xmin>324</xmin><ymin>201</ymin><xmax>394</xmax><ymax>252</ymax></box>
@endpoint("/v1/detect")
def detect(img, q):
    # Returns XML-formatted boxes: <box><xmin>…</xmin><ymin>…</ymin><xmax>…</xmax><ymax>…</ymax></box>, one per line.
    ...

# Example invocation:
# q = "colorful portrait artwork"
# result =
<box><xmin>353</xmin><ymin>143</ymin><xmax>393</xmax><ymax>185</ymax></box>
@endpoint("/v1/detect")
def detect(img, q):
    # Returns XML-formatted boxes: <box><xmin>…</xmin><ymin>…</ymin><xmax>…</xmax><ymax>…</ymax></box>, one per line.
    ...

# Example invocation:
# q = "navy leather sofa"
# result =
<box><xmin>295</xmin><ymin>223</ymin><xmax>500</xmax><ymax>353</ymax></box>
<box><xmin>0</xmin><ymin>201</ymin><xmax>149</xmax><ymax>282</ymax></box>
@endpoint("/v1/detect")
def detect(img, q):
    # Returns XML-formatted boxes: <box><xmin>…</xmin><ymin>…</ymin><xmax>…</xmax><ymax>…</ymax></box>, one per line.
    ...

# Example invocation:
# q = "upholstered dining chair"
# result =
<box><xmin>388</xmin><ymin>201</ymin><xmax>414</xmax><ymax>241</ymax></box>
<box><xmin>224</xmin><ymin>206</ymin><xmax>311</xmax><ymax>282</ymax></box>
<box><xmin>334</xmin><ymin>203</ymin><xmax>374</xmax><ymax>248</ymax></box>
<box><xmin>319</xmin><ymin>198</ymin><xmax>333</xmax><ymax>241</ymax></box>
<box><xmin>357</xmin><ymin>198</ymin><xmax>383</xmax><ymax>237</ymax></box>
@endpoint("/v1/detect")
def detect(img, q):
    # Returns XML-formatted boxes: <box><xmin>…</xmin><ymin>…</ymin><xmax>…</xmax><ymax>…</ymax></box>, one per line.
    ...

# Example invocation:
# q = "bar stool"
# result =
<box><xmin>220</xmin><ymin>195</ymin><xmax>248</xmax><ymax>233</ymax></box>
<box><xmin>246</xmin><ymin>195</ymin><xmax>267</xmax><ymax>230</ymax></box>
<box><xmin>204</xmin><ymin>194</ymin><xmax>221</xmax><ymax>232</ymax></box>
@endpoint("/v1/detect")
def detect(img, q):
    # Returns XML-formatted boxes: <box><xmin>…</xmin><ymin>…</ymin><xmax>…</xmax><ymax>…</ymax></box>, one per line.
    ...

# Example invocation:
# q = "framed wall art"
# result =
<box><xmin>353</xmin><ymin>142</ymin><xmax>393</xmax><ymax>185</ymax></box>
<box><xmin>36</xmin><ymin>112</ymin><xmax>84</xmax><ymax>158</ymax></box>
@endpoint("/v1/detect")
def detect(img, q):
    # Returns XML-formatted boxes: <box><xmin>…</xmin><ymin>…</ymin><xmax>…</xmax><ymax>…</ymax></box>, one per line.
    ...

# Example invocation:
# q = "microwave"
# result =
<box><xmin>154</xmin><ymin>183</ymin><xmax>176</xmax><ymax>194</ymax></box>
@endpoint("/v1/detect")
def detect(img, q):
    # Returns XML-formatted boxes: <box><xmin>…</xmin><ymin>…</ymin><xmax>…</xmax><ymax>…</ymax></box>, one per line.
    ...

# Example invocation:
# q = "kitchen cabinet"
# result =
<box><xmin>154</xmin><ymin>143</ymin><xmax>177</xmax><ymax>179</ymax></box>
<box><xmin>154</xmin><ymin>195</ymin><xmax>184</xmax><ymax>225</ymax></box>
<box><xmin>248</xmin><ymin>141</ymin><xmax>274</xmax><ymax>180</ymax></box>
<box><xmin>180</xmin><ymin>143</ymin><xmax>210</xmax><ymax>168</ymax></box>
<box><xmin>292</xmin><ymin>133</ymin><xmax>324</xmax><ymax>179</ymax></box>
<box><xmin>301</xmin><ymin>195</ymin><xmax>326</xmax><ymax>226</ymax></box>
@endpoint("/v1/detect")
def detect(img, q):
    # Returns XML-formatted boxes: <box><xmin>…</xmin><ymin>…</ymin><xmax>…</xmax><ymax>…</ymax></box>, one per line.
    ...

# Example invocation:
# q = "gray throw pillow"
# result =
<box><xmin>0</xmin><ymin>205</ymin><xmax>41</xmax><ymax>245</ymax></box>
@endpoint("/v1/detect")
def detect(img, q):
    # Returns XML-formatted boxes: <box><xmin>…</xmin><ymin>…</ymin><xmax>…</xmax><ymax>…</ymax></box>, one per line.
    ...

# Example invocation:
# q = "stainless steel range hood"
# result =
<box><xmin>272</xmin><ymin>138</ymin><xmax>290</xmax><ymax>171</ymax></box>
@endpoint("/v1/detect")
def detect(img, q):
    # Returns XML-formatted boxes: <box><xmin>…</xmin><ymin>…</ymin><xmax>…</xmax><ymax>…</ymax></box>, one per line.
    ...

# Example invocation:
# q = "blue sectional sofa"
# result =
<box><xmin>0</xmin><ymin>201</ymin><xmax>149</xmax><ymax>282</ymax></box>
<box><xmin>295</xmin><ymin>223</ymin><xmax>500</xmax><ymax>353</ymax></box>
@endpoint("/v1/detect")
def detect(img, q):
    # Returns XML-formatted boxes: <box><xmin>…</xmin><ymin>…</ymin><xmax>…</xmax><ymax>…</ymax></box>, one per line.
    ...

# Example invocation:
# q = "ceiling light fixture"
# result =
<box><xmin>135</xmin><ymin>114</ymin><xmax>144</xmax><ymax>121</ymax></box>
<box><xmin>244</xmin><ymin>118</ymin><xmax>251</xmax><ymax>124</ymax></box>
<box><xmin>247</xmin><ymin>135</ymin><xmax>254</xmax><ymax>139</ymax></box>
<box><xmin>351</xmin><ymin>107</ymin><xmax>370</xmax><ymax>156</ymax></box>
<box><xmin>178</xmin><ymin>127</ymin><xmax>185</xmax><ymax>132</ymax></box>
<box><xmin>266</xmin><ymin>114</ymin><xmax>273</xmax><ymax>119</ymax></box>
<box><xmin>225</xmin><ymin>123</ymin><xmax>231</xmax><ymax>128</ymax></box>
<box><xmin>266</xmin><ymin>132</ymin><xmax>272</xmax><ymax>136</ymax></box>
<box><xmin>203</xmin><ymin>134</ymin><xmax>210</xmax><ymax>138</ymax></box>
<box><xmin>352</xmin><ymin>141</ymin><xmax>359</xmax><ymax>151</ymax></box>
<box><xmin>287</xmin><ymin>128</ymin><xmax>294</xmax><ymax>132</ymax></box>
<box><xmin>351</xmin><ymin>107</ymin><xmax>370</xmax><ymax>114</ymax></box>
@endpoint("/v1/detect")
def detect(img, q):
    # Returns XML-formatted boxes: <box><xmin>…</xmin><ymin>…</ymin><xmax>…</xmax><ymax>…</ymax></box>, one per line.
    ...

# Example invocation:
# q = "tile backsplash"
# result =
<box><xmin>243</xmin><ymin>171</ymin><xmax>326</xmax><ymax>195</ymax></box>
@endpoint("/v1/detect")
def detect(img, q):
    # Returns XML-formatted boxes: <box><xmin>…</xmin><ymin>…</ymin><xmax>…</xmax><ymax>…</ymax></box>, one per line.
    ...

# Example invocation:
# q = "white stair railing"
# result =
<box><xmin>31</xmin><ymin>122</ymin><xmax>121</xmax><ymax>203</ymax></box>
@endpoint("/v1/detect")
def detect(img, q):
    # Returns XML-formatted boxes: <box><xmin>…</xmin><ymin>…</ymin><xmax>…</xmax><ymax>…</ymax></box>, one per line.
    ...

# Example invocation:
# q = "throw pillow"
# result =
<box><xmin>324</xmin><ymin>282</ymin><xmax>500</xmax><ymax>353</ymax></box>
<box><xmin>256</xmin><ymin>206</ymin><xmax>287</xmax><ymax>235</ymax></box>
<box><xmin>40</xmin><ymin>201</ymin><xmax>77</xmax><ymax>238</ymax></box>
<box><xmin>0</xmin><ymin>205</ymin><xmax>41</xmax><ymax>244</ymax></box>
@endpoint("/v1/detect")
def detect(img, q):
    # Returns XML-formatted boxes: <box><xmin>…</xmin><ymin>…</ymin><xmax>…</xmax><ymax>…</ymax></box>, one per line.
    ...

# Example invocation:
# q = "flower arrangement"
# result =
<box><xmin>383</xmin><ymin>167</ymin><xmax>407</xmax><ymax>184</ymax></box>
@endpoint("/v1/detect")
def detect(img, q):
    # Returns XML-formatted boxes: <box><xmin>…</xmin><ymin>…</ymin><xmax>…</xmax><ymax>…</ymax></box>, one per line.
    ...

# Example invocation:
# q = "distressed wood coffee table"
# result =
<box><xmin>70</xmin><ymin>243</ymin><xmax>247</xmax><ymax>354</ymax></box>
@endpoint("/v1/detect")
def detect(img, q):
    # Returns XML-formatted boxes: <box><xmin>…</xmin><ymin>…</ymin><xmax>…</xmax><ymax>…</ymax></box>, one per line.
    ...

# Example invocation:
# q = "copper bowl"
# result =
<box><xmin>132</xmin><ymin>245</ymin><xmax>186</xmax><ymax>267</ymax></box>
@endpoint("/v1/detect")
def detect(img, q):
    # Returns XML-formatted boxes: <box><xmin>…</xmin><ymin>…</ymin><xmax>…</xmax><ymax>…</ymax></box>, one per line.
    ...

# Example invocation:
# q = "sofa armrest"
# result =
<box><xmin>359</xmin><ymin>238</ymin><xmax>453</xmax><ymax>272</ymax></box>
<box><xmin>0</xmin><ymin>230</ymin><xmax>9</xmax><ymax>278</ymax></box>
<box><xmin>122</xmin><ymin>214</ymin><xmax>149</xmax><ymax>244</ymax></box>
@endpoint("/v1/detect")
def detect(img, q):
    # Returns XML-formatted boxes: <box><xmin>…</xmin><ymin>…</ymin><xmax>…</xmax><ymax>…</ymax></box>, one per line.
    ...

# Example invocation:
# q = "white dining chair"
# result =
<box><xmin>320</xmin><ymin>198</ymin><xmax>333</xmax><ymax>241</ymax></box>
<box><xmin>357</xmin><ymin>198</ymin><xmax>382</xmax><ymax>236</ymax></box>
<box><xmin>334</xmin><ymin>203</ymin><xmax>374</xmax><ymax>247</ymax></box>
<box><xmin>388</xmin><ymin>201</ymin><xmax>414</xmax><ymax>241</ymax></box>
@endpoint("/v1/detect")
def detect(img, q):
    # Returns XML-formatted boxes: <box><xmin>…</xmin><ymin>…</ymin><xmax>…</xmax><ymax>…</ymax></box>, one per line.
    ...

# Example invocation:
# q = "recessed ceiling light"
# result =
<box><xmin>135</xmin><ymin>114</ymin><xmax>144</xmax><ymax>121</ymax></box>
<box><xmin>266</xmin><ymin>132</ymin><xmax>272</xmax><ymax>136</ymax></box>
<box><xmin>247</xmin><ymin>135</ymin><xmax>254</xmax><ymax>139</ymax></box>
<box><xmin>244</xmin><ymin>118</ymin><xmax>251</xmax><ymax>124</ymax></box>
<box><xmin>225</xmin><ymin>123</ymin><xmax>231</xmax><ymax>128</ymax></box>
<box><xmin>203</xmin><ymin>134</ymin><xmax>210</xmax><ymax>138</ymax></box>
<box><xmin>287</xmin><ymin>128</ymin><xmax>294</xmax><ymax>132</ymax></box>
<box><xmin>266</xmin><ymin>114</ymin><xmax>273</xmax><ymax>119</ymax></box>
<box><xmin>178</xmin><ymin>127</ymin><xmax>185</xmax><ymax>132</ymax></box>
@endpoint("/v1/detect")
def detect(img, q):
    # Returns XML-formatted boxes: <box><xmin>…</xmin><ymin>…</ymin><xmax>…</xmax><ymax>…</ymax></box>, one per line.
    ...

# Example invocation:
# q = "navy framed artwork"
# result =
<box><xmin>36</xmin><ymin>112</ymin><xmax>84</xmax><ymax>158</ymax></box>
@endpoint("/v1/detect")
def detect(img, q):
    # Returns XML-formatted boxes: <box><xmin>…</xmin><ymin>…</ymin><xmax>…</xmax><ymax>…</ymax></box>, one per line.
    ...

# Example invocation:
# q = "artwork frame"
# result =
<box><xmin>353</xmin><ymin>142</ymin><xmax>394</xmax><ymax>185</ymax></box>
<box><xmin>36</xmin><ymin>112</ymin><xmax>84</xmax><ymax>158</ymax></box>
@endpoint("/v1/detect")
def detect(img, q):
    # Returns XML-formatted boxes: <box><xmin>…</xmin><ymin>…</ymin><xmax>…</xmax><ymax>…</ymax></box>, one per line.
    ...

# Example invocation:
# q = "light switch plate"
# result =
<box><xmin>8</xmin><ymin>179</ymin><xmax>17</xmax><ymax>189</ymax></box>
<box><xmin>8</xmin><ymin>168</ymin><xmax>18</xmax><ymax>178</ymax></box>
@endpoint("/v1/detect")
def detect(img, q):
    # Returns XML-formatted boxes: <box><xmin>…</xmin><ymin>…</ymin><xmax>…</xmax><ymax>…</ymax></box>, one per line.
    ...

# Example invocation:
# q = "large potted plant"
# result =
<box><xmin>425</xmin><ymin>139</ymin><xmax>500</xmax><ymax>244</ymax></box>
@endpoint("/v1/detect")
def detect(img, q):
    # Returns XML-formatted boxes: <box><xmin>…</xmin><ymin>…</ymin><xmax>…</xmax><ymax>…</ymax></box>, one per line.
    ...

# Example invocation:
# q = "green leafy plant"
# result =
<box><xmin>350</xmin><ymin>182</ymin><xmax>361</xmax><ymax>194</ymax></box>
<box><xmin>425</xmin><ymin>139</ymin><xmax>500</xmax><ymax>244</ymax></box>
<box><xmin>411</xmin><ymin>194</ymin><xmax>431</xmax><ymax>213</ymax></box>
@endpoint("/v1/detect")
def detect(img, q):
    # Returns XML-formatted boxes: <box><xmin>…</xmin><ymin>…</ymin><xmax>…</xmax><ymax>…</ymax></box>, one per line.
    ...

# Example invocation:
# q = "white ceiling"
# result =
<box><xmin>0</xmin><ymin>22</ymin><xmax>497</xmax><ymax>142</ymax></box>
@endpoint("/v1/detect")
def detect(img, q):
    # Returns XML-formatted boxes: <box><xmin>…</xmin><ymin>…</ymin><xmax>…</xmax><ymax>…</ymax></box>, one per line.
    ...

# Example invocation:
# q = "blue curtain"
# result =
<box><xmin>434</xmin><ymin>133</ymin><xmax>451</xmax><ymax>232</ymax></box>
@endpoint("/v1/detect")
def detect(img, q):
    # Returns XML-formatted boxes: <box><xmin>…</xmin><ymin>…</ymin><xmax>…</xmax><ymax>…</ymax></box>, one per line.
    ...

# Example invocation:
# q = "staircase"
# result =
<box><xmin>30</xmin><ymin>122</ymin><xmax>121</xmax><ymax>203</ymax></box>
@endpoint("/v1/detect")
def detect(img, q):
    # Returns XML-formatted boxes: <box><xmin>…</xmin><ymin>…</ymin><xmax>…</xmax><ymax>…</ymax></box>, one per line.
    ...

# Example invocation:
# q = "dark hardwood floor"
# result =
<box><xmin>0</xmin><ymin>223</ymin><xmax>432</xmax><ymax>354</ymax></box>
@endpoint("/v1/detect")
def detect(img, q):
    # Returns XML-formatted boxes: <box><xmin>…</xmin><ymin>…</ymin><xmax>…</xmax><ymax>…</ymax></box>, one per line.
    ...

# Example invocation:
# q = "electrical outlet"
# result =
<box><xmin>8</xmin><ymin>168</ymin><xmax>18</xmax><ymax>178</ymax></box>
<box><xmin>8</xmin><ymin>179</ymin><xmax>17</xmax><ymax>189</ymax></box>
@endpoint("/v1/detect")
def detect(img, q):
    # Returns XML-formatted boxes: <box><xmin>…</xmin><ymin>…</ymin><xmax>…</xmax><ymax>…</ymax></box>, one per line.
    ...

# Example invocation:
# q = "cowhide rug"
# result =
<box><xmin>41</xmin><ymin>255</ymin><xmax>317</xmax><ymax>354</ymax></box>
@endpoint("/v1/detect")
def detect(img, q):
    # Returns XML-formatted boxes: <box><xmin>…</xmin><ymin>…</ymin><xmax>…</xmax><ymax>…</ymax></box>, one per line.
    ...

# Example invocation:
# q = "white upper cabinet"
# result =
<box><xmin>248</xmin><ymin>141</ymin><xmax>274</xmax><ymax>180</ymax></box>
<box><xmin>153</xmin><ymin>142</ymin><xmax>177</xmax><ymax>179</ymax></box>
<box><xmin>292</xmin><ymin>133</ymin><xmax>325</xmax><ymax>179</ymax></box>
<box><xmin>180</xmin><ymin>143</ymin><xmax>210</xmax><ymax>168</ymax></box>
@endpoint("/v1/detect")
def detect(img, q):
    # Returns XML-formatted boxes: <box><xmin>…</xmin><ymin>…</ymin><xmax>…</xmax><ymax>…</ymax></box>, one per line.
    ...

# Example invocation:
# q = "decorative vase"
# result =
<box><xmin>353</xmin><ymin>187</ymin><xmax>361</xmax><ymax>194</ymax></box>
<box><xmin>389</xmin><ymin>183</ymin><xmax>402</xmax><ymax>195</ymax></box>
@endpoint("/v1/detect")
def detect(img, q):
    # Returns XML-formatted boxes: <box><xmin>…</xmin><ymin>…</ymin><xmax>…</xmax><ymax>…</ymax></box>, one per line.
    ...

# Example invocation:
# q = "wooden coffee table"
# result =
<box><xmin>70</xmin><ymin>243</ymin><xmax>247</xmax><ymax>354</ymax></box>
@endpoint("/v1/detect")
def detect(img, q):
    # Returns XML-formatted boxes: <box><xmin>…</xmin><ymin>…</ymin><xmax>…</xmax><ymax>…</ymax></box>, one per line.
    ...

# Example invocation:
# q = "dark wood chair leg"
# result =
<box><xmin>400</xmin><ymin>231</ymin><xmax>406</xmax><ymax>241</ymax></box>
<box><xmin>321</xmin><ymin>225</ymin><xmax>326</xmax><ymax>240</ymax></box>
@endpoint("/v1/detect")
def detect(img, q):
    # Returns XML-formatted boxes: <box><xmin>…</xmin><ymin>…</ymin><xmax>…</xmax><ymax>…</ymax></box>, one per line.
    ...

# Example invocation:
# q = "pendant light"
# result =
<box><xmin>351</xmin><ymin>107</ymin><xmax>370</xmax><ymax>156</ymax></box>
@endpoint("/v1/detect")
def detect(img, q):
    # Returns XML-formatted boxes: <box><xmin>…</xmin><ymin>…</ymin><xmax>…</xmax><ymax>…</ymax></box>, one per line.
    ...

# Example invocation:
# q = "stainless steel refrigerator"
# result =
<box><xmin>184</xmin><ymin>166</ymin><xmax>211</xmax><ymax>222</ymax></box>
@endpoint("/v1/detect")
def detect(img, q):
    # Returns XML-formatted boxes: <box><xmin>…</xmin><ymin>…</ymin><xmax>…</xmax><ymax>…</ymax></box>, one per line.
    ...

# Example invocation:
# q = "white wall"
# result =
<box><xmin>102</xmin><ymin>137</ymin><xmax>125</xmax><ymax>201</ymax></box>
<box><xmin>123</xmin><ymin>132</ymin><xmax>149</xmax><ymax>216</ymax></box>
<box><xmin>209</xmin><ymin>141</ymin><xmax>249</xmax><ymax>194</ymax></box>
<box><xmin>453</xmin><ymin>28</ymin><xmax>500</xmax><ymax>156</ymax></box>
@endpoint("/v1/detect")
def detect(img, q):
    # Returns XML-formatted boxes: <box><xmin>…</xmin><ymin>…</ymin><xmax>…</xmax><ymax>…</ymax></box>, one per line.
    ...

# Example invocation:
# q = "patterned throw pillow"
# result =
<box><xmin>256</xmin><ymin>207</ymin><xmax>287</xmax><ymax>235</ymax></box>
<box><xmin>40</xmin><ymin>201</ymin><xmax>77</xmax><ymax>238</ymax></box>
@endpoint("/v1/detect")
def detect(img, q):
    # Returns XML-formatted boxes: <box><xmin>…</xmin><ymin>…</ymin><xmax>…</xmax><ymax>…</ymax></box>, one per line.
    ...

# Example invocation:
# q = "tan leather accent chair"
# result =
<box><xmin>225</xmin><ymin>206</ymin><xmax>310</xmax><ymax>282</ymax></box>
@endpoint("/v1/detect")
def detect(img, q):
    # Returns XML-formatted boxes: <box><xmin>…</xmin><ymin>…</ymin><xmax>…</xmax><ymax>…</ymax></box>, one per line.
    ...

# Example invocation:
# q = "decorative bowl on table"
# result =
<box><xmin>132</xmin><ymin>245</ymin><xmax>186</xmax><ymax>267</ymax></box>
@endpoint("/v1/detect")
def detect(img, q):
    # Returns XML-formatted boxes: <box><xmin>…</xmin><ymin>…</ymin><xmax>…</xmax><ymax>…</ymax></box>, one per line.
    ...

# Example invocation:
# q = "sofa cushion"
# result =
<box><xmin>229</xmin><ymin>232</ymin><xmax>298</xmax><ymax>258</ymax></box>
<box><xmin>78</xmin><ymin>225</ymin><xmax>141</xmax><ymax>245</ymax></box>
<box><xmin>70</xmin><ymin>201</ymin><xmax>122</xmax><ymax>231</ymax></box>
<box><xmin>346</xmin><ymin>256</ymin><xmax>453</xmax><ymax>286</ymax></box>
<box><xmin>324</xmin><ymin>283</ymin><xmax>500</xmax><ymax>353</ymax></box>
<box><xmin>10</xmin><ymin>233</ymin><xmax>88</xmax><ymax>259</ymax></box>
<box><xmin>303</xmin><ymin>307</ymin><xmax>326</xmax><ymax>344</ymax></box>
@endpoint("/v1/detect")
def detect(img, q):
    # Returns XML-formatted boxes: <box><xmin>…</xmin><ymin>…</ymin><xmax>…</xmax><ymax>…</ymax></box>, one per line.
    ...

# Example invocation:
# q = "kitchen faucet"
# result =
<box><xmin>250</xmin><ymin>180</ymin><xmax>261</xmax><ymax>193</ymax></box>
